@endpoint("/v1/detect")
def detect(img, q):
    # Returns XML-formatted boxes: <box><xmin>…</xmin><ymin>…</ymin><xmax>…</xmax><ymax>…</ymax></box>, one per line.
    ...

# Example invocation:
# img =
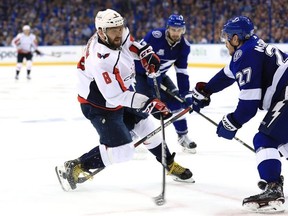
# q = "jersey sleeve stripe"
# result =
<box><xmin>113</xmin><ymin>67</ymin><xmax>127</xmax><ymax>92</ymax></box>
<box><xmin>239</xmin><ymin>88</ymin><xmax>262</xmax><ymax>100</ymax></box>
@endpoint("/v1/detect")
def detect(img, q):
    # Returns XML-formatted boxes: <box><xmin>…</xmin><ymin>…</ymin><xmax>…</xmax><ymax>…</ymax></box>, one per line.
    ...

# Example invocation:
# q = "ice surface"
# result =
<box><xmin>0</xmin><ymin>65</ymin><xmax>287</xmax><ymax>216</ymax></box>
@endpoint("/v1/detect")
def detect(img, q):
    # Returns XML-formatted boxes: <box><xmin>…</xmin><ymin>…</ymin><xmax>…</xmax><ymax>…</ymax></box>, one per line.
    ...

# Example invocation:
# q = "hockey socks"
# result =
<box><xmin>79</xmin><ymin>146</ymin><xmax>105</xmax><ymax>169</ymax></box>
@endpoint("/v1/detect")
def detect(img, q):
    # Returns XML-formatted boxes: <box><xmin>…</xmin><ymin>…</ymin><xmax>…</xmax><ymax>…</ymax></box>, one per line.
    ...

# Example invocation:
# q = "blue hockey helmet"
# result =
<box><xmin>167</xmin><ymin>14</ymin><xmax>186</xmax><ymax>28</ymax></box>
<box><xmin>221</xmin><ymin>16</ymin><xmax>254</xmax><ymax>42</ymax></box>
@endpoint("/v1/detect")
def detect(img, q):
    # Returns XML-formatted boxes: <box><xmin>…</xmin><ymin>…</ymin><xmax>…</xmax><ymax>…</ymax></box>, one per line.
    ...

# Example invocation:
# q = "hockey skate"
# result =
<box><xmin>166</xmin><ymin>153</ymin><xmax>195</xmax><ymax>183</ymax></box>
<box><xmin>258</xmin><ymin>175</ymin><xmax>284</xmax><ymax>191</ymax></box>
<box><xmin>178</xmin><ymin>134</ymin><xmax>197</xmax><ymax>154</ymax></box>
<box><xmin>242</xmin><ymin>182</ymin><xmax>285</xmax><ymax>213</ymax></box>
<box><xmin>55</xmin><ymin>159</ymin><xmax>94</xmax><ymax>191</ymax></box>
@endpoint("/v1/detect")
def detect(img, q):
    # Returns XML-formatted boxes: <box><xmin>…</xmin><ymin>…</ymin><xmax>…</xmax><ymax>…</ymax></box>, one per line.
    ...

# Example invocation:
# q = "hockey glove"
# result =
<box><xmin>180</xmin><ymin>91</ymin><xmax>193</xmax><ymax>108</ymax></box>
<box><xmin>216</xmin><ymin>113</ymin><xmax>242</xmax><ymax>140</ymax></box>
<box><xmin>191</xmin><ymin>82</ymin><xmax>211</xmax><ymax>112</ymax></box>
<box><xmin>141</xmin><ymin>98</ymin><xmax>172</xmax><ymax>120</ymax></box>
<box><xmin>138</xmin><ymin>45</ymin><xmax>160</xmax><ymax>73</ymax></box>
<box><xmin>35</xmin><ymin>49</ymin><xmax>42</xmax><ymax>56</ymax></box>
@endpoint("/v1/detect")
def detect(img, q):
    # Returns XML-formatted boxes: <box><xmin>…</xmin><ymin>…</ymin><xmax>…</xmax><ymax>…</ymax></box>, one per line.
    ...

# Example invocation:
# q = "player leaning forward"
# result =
<box><xmin>55</xmin><ymin>9</ymin><xmax>194</xmax><ymax>191</ymax></box>
<box><xmin>191</xmin><ymin>16</ymin><xmax>288</xmax><ymax>212</ymax></box>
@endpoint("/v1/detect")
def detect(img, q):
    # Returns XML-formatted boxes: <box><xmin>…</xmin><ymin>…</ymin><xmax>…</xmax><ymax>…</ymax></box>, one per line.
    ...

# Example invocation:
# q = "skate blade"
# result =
<box><xmin>243</xmin><ymin>200</ymin><xmax>285</xmax><ymax>213</ymax></box>
<box><xmin>55</xmin><ymin>166</ymin><xmax>73</xmax><ymax>192</ymax></box>
<box><xmin>172</xmin><ymin>176</ymin><xmax>195</xmax><ymax>183</ymax></box>
<box><xmin>182</xmin><ymin>147</ymin><xmax>196</xmax><ymax>154</ymax></box>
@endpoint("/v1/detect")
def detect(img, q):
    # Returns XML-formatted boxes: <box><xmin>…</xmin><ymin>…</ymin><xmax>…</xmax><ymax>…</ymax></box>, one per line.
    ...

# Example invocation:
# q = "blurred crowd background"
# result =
<box><xmin>0</xmin><ymin>0</ymin><xmax>287</xmax><ymax>46</ymax></box>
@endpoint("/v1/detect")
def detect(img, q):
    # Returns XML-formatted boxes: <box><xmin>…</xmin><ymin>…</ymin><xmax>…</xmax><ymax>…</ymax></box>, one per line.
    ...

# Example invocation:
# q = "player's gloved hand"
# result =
<box><xmin>35</xmin><ymin>49</ymin><xmax>42</xmax><ymax>55</ymax></box>
<box><xmin>138</xmin><ymin>45</ymin><xmax>160</xmax><ymax>72</ymax></box>
<box><xmin>180</xmin><ymin>91</ymin><xmax>193</xmax><ymax>108</ymax></box>
<box><xmin>216</xmin><ymin>113</ymin><xmax>242</xmax><ymax>140</ymax></box>
<box><xmin>191</xmin><ymin>82</ymin><xmax>211</xmax><ymax>112</ymax></box>
<box><xmin>141</xmin><ymin>98</ymin><xmax>172</xmax><ymax>120</ymax></box>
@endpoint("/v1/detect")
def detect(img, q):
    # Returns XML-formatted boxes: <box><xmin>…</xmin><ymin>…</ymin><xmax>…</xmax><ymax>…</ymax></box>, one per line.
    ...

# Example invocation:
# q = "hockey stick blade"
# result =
<box><xmin>154</xmin><ymin>193</ymin><xmax>166</xmax><ymax>206</ymax></box>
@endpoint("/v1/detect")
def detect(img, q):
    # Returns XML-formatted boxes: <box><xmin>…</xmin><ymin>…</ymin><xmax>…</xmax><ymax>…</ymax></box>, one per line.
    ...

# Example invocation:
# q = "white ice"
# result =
<box><xmin>0</xmin><ymin>65</ymin><xmax>287</xmax><ymax>216</ymax></box>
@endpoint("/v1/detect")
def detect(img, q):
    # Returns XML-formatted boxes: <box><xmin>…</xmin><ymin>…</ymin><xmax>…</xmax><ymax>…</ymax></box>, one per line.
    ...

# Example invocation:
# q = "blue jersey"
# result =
<box><xmin>135</xmin><ymin>28</ymin><xmax>191</xmax><ymax>94</ymax></box>
<box><xmin>205</xmin><ymin>35</ymin><xmax>288</xmax><ymax>126</ymax></box>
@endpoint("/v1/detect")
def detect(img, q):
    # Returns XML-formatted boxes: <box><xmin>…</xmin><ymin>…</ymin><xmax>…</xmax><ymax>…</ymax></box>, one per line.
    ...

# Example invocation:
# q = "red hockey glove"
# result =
<box><xmin>141</xmin><ymin>98</ymin><xmax>172</xmax><ymax>120</ymax></box>
<box><xmin>138</xmin><ymin>45</ymin><xmax>160</xmax><ymax>73</ymax></box>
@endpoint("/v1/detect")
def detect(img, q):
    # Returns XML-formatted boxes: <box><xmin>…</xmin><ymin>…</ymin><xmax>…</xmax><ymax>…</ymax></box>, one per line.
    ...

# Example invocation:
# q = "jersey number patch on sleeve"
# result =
<box><xmin>102</xmin><ymin>72</ymin><xmax>112</xmax><ymax>84</ymax></box>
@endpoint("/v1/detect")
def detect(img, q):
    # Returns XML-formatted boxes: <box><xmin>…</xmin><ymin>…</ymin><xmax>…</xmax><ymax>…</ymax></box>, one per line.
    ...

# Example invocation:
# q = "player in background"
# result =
<box><xmin>11</xmin><ymin>25</ymin><xmax>41</xmax><ymax>80</ymax></box>
<box><xmin>134</xmin><ymin>14</ymin><xmax>196</xmax><ymax>154</ymax></box>
<box><xmin>55</xmin><ymin>9</ymin><xmax>194</xmax><ymax>191</ymax></box>
<box><xmin>191</xmin><ymin>16</ymin><xmax>288</xmax><ymax>212</ymax></box>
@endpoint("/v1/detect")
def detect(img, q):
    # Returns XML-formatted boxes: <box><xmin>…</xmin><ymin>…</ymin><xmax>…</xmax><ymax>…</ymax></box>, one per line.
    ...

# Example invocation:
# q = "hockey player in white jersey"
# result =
<box><xmin>11</xmin><ymin>25</ymin><xmax>41</xmax><ymax>80</ymax></box>
<box><xmin>191</xmin><ymin>16</ymin><xmax>288</xmax><ymax>212</ymax></box>
<box><xmin>55</xmin><ymin>9</ymin><xmax>194</xmax><ymax>191</ymax></box>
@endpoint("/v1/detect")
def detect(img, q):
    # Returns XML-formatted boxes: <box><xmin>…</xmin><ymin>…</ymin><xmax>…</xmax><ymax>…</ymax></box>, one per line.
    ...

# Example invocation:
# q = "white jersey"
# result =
<box><xmin>77</xmin><ymin>28</ymin><xmax>149</xmax><ymax>110</ymax></box>
<box><xmin>11</xmin><ymin>33</ymin><xmax>38</xmax><ymax>53</ymax></box>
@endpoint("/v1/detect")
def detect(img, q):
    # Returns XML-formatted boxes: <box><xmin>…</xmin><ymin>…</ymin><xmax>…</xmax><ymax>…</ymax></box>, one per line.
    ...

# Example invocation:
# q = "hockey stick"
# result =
<box><xmin>37</xmin><ymin>51</ymin><xmax>61</xmax><ymax>58</ymax></box>
<box><xmin>160</xmin><ymin>84</ymin><xmax>254</xmax><ymax>153</ymax></box>
<box><xmin>76</xmin><ymin>106</ymin><xmax>193</xmax><ymax>184</ymax></box>
<box><xmin>150</xmin><ymin>67</ymin><xmax>167</xmax><ymax>206</ymax></box>
<box><xmin>42</xmin><ymin>52</ymin><xmax>61</xmax><ymax>58</ymax></box>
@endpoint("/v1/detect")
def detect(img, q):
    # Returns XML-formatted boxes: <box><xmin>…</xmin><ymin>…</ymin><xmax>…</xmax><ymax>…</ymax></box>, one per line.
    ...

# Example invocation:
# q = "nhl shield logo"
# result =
<box><xmin>233</xmin><ymin>50</ymin><xmax>242</xmax><ymax>62</ymax></box>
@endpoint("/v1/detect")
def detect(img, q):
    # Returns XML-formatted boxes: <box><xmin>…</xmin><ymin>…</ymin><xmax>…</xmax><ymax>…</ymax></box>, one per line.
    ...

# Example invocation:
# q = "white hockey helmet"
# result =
<box><xmin>95</xmin><ymin>9</ymin><xmax>124</xmax><ymax>31</ymax></box>
<box><xmin>22</xmin><ymin>25</ymin><xmax>31</xmax><ymax>31</ymax></box>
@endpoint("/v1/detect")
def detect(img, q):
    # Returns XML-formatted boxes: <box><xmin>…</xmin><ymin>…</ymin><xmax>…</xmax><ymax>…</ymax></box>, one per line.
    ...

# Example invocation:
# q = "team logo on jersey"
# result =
<box><xmin>233</xmin><ymin>50</ymin><xmax>242</xmax><ymax>62</ymax></box>
<box><xmin>157</xmin><ymin>49</ymin><xmax>164</xmax><ymax>56</ymax></box>
<box><xmin>97</xmin><ymin>52</ymin><xmax>110</xmax><ymax>59</ymax></box>
<box><xmin>152</xmin><ymin>30</ymin><xmax>162</xmax><ymax>38</ymax></box>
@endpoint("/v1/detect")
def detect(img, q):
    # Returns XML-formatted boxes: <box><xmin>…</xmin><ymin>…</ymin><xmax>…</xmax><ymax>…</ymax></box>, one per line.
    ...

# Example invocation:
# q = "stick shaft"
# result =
<box><xmin>160</xmin><ymin>84</ymin><xmax>254</xmax><ymax>153</ymax></box>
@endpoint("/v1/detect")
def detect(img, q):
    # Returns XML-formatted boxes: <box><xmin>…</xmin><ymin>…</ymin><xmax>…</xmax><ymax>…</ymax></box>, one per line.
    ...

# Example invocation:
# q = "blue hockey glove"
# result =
<box><xmin>138</xmin><ymin>45</ymin><xmax>160</xmax><ymax>73</ymax></box>
<box><xmin>180</xmin><ymin>91</ymin><xmax>193</xmax><ymax>108</ymax></box>
<box><xmin>141</xmin><ymin>98</ymin><xmax>172</xmax><ymax>120</ymax></box>
<box><xmin>216</xmin><ymin>113</ymin><xmax>242</xmax><ymax>140</ymax></box>
<box><xmin>191</xmin><ymin>82</ymin><xmax>211</xmax><ymax>112</ymax></box>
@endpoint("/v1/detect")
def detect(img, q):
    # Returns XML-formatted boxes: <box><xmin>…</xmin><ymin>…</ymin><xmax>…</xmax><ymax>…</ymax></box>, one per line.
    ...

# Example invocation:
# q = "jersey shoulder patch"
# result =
<box><xmin>151</xmin><ymin>30</ymin><xmax>162</xmax><ymax>39</ymax></box>
<box><xmin>233</xmin><ymin>50</ymin><xmax>242</xmax><ymax>62</ymax></box>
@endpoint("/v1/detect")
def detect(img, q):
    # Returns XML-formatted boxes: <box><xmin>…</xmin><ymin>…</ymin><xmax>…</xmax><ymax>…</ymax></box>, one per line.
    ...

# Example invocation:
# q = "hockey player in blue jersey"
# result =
<box><xmin>191</xmin><ymin>16</ymin><xmax>288</xmax><ymax>212</ymax></box>
<box><xmin>135</xmin><ymin>14</ymin><xmax>196</xmax><ymax>154</ymax></box>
